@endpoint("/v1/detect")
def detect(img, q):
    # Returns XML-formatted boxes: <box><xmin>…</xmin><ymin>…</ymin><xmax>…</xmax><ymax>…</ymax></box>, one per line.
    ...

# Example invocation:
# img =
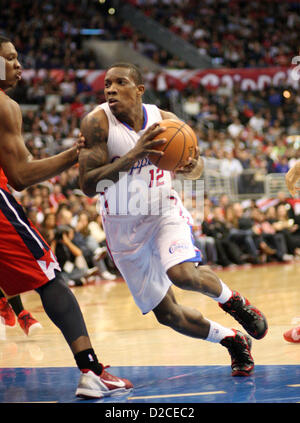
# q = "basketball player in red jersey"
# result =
<box><xmin>78</xmin><ymin>62</ymin><xmax>268</xmax><ymax>377</ymax></box>
<box><xmin>283</xmin><ymin>162</ymin><xmax>300</xmax><ymax>343</ymax></box>
<box><xmin>0</xmin><ymin>36</ymin><xmax>132</xmax><ymax>398</ymax></box>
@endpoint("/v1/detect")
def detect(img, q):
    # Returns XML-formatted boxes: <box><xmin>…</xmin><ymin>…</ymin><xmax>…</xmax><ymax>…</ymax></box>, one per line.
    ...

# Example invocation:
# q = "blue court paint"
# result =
<box><xmin>0</xmin><ymin>365</ymin><xmax>299</xmax><ymax>403</ymax></box>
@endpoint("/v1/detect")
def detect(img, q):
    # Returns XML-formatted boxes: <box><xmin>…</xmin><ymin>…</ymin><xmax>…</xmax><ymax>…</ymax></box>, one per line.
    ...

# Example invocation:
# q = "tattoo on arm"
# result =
<box><xmin>79</xmin><ymin>147</ymin><xmax>107</xmax><ymax>176</ymax></box>
<box><xmin>79</xmin><ymin>113</ymin><xmax>109</xmax><ymax>190</ymax></box>
<box><xmin>81</xmin><ymin>115</ymin><xmax>106</xmax><ymax>148</ymax></box>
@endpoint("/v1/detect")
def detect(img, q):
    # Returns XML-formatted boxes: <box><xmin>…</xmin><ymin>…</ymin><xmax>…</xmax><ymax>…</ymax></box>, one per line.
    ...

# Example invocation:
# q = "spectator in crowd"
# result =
<box><xmin>51</xmin><ymin>224</ymin><xmax>91</xmax><ymax>286</ymax></box>
<box><xmin>251</xmin><ymin>207</ymin><xmax>292</xmax><ymax>262</ymax></box>
<box><xmin>272</xmin><ymin>204</ymin><xmax>300</xmax><ymax>256</ymax></box>
<box><xmin>75</xmin><ymin>211</ymin><xmax>116</xmax><ymax>280</ymax></box>
<box><xmin>219</xmin><ymin>150</ymin><xmax>244</xmax><ymax>178</ymax></box>
<box><xmin>202</xmin><ymin>206</ymin><xmax>246</xmax><ymax>267</ymax></box>
<box><xmin>227</xmin><ymin>203</ymin><xmax>275</xmax><ymax>264</ymax></box>
<box><xmin>190</xmin><ymin>203</ymin><xmax>218</xmax><ymax>266</ymax></box>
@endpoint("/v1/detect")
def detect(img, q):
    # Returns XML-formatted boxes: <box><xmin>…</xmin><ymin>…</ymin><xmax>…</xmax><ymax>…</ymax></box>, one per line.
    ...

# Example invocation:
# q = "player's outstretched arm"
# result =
<box><xmin>0</xmin><ymin>99</ymin><xmax>78</xmax><ymax>191</ymax></box>
<box><xmin>286</xmin><ymin>160</ymin><xmax>300</xmax><ymax>197</ymax></box>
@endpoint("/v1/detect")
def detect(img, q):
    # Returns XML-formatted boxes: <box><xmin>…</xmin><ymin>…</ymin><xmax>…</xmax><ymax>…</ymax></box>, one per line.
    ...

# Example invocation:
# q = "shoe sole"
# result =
<box><xmin>245</xmin><ymin>306</ymin><xmax>268</xmax><ymax>340</ymax></box>
<box><xmin>76</xmin><ymin>387</ymin><xmax>132</xmax><ymax>399</ymax></box>
<box><xmin>232</xmin><ymin>333</ymin><xmax>254</xmax><ymax>377</ymax></box>
<box><xmin>232</xmin><ymin>367</ymin><xmax>254</xmax><ymax>377</ymax></box>
<box><xmin>27</xmin><ymin>323</ymin><xmax>43</xmax><ymax>336</ymax></box>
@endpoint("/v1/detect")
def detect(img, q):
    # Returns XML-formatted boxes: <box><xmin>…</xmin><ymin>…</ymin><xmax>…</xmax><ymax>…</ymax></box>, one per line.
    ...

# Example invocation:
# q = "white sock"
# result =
<box><xmin>213</xmin><ymin>280</ymin><xmax>232</xmax><ymax>304</ymax></box>
<box><xmin>206</xmin><ymin>320</ymin><xmax>235</xmax><ymax>343</ymax></box>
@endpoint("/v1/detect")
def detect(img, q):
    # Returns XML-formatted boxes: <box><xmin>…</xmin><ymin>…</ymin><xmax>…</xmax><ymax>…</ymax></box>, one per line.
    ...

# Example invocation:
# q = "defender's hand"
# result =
<box><xmin>75</xmin><ymin>132</ymin><xmax>86</xmax><ymax>154</ymax></box>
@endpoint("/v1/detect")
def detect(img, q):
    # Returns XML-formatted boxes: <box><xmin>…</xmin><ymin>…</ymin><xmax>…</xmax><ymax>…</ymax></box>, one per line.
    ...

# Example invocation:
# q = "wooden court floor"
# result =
<box><xmin>0</xmin><ymin>261</ymin><xmax>299</xmax><ymax>404</ymax></box>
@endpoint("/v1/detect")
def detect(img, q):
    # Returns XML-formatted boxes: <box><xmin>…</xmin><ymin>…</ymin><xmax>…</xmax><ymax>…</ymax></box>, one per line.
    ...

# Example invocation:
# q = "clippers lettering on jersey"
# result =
<box><xmin>129</xmin><ymin>158</ymin><xmax>152</xmax><ymax>175</ymax></box>
<box><xmin>110</xmin><ymin>156</ymin><xmax>151</xmax><ymax>176</ymax></box>
<box><xmin>169</xmin><ymin>240</ymin><xmax>190</xmax><ymax>254</ymax></box>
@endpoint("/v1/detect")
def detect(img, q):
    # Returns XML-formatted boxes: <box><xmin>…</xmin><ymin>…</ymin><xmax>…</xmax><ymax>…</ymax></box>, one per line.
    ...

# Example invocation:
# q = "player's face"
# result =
<box><xmin>104</xmin><ymin>67</ymin><xmax>144</xmax><ymax>119</ymax></box>
<box><xmin>0</xmin><ymin>42</ymin><xmax>22</xmax><ymax>89</ymax></box>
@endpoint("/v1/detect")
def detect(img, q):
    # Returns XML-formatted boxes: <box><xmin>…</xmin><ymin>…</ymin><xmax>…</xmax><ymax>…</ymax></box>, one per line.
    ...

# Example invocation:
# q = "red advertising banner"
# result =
<box><xmin>163</xmin><ymin>67</ymin><xmax>299</xmax><ymax>91</ymax></box>
<box><xmin>22</xmin><ymin>66</ymin><xmax>299</xmax><ymax>92</ymax></box>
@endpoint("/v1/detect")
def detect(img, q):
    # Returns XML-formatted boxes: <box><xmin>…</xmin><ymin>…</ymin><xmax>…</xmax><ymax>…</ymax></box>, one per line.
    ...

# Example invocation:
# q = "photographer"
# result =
<box><xmin>52</xmin><ymin>225</ymin><xmax>90</xmax><ymax>286</ymax></box>
<box><xmin>75</xmin><ymin>211</ymin><xmax>117</xmax><ymax>280</ymax></box>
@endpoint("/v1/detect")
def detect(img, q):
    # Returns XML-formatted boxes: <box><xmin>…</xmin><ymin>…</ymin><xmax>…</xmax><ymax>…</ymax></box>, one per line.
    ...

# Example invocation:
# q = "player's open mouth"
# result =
<box><xmin>108</xmin><ymin>98</ymin><xmax>118</xmax><ymax>106</ymax></box>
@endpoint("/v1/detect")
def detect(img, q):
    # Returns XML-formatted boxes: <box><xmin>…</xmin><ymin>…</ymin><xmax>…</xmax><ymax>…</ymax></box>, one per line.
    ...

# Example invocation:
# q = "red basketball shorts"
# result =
<box><xmin>0</xmin><ymin>188</ymin><xmax>61</xmax><ymax>296</ymax></box>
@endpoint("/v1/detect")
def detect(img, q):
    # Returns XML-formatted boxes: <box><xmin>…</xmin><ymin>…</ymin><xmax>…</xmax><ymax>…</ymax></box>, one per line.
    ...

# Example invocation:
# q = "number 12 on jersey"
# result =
<box><xmin>149</xmin><ymin>169</ymin><xmax>165</xmax><ymax>188</ymax></box>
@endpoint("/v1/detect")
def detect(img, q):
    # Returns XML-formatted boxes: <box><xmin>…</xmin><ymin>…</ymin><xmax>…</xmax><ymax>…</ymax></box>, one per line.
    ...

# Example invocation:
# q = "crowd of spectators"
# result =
<box><xmin>1</xmin><ymin>0</ymin><xmax>144</xmax><ymax>70</ymax></box>
<box><xmin>188</xmin><ymin>192</ymin><xmax>300</xmax><ymax>269</ymax></box>
<box><xmin>10</xmin><ymin>72</ymin><xmax>300</xmax><ymax>181</ymax></box>
<box><xmin>3</xmin><ymin>0</ymin><xmax>299</xmax><ymax>70</ymax></box>
<box><xmin>127</xmin><ymin>0</ymin><xmax>300</xmax><ymax>68</ymax></box>
<box><xmin>180</xmin><ymin>83</ymin><xmax>300</xmax><ymax>180</ymax></box>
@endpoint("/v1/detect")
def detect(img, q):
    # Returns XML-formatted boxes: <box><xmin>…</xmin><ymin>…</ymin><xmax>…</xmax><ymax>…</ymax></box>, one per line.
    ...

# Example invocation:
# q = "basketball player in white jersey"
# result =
<box><xmin>79</xmin><ymin>63</ymin><xmax>268</xmax><ymax>376</ymax></box>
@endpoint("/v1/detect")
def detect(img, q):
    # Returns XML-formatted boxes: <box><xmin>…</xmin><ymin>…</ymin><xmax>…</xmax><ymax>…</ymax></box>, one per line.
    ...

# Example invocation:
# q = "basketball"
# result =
<box><xmin>148</xmin><ymin>119</ymin><xmax>198</xmax><ymax>171</ymax></box>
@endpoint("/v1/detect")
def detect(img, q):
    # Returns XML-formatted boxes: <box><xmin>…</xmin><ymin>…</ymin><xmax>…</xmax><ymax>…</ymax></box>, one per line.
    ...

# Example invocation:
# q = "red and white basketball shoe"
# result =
<box><xmin>17</xmin><ymin>310</ymin><xmax>42</xmax><ymax>336</ymax></box>
<box><xmin>283</xmin><ymin>326</ymin><xmax>300</xmax><ymax>343</ymax></box>
<box><xmin>0</xmin><ymin>297</ymin><xmax>16</xmax><ymax>327</ymax></box>
<box><xmin>76</xmin><ymin>365</ymin><xmax>133</xmax><ymax>398</ymax></box>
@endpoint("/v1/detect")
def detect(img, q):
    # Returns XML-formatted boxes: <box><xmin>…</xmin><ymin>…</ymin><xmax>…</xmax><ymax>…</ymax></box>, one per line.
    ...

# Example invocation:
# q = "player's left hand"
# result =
<box><xmin>176</xmin><ymin>147</ymin><xmax>204</xmax><ymax>180</ymax></box>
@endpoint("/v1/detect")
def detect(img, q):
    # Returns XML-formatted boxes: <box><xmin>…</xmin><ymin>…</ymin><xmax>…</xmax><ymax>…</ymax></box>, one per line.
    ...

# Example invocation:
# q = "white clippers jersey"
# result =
<box><xmin>97</xmin><ymin>102</ymin><xmax>182</xmax><ymax>217</ymax></box>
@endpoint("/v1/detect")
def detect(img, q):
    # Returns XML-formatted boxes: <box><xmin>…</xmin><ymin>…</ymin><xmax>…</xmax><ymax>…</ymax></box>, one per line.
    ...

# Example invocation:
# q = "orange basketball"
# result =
<box><xmin>148</xmin><ymin>119</ymin><xmax>197</xmax><ymax>171</ymax></box>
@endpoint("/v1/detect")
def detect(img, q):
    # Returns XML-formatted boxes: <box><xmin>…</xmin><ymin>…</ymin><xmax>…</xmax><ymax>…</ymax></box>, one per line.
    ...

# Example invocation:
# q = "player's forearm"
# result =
<box><xmin>80</xmin><ymin>150</ymin><xmax>140</xmax><ymax>197</ymax></box>
<box><xmin>14</xmin><ymin>147</ymin><xmax>78</xmax><ymax>191</ymax></box>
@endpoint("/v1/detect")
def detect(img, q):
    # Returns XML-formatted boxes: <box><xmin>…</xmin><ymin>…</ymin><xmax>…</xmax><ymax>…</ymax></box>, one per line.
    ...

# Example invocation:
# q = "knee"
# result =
<box><xmin>35</xmin><ymin>272</ymin><xmax>71</xmax><ymax>302</ymax></box>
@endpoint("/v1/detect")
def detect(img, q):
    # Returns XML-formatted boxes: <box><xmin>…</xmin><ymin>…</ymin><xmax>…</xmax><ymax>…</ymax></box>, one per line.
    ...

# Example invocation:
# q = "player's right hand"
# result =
<box><xmin>134</xmin><ymin>123</ymin><xmax>167</xmax><ymax>158</ymax></box>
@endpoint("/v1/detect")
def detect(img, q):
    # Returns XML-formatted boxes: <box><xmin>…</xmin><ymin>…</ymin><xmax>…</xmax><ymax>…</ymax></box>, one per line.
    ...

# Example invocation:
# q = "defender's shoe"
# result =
<box><xmin>17</xmin><ymin>311</ymin><xmax>42</xmax><ymax>336</ymax></box>
<box><xmin>219</xmin><ymin>291</ymin><xmax>268</xmax><ymax>339</ymax></box>
<box><xmin>0</xmin><ymin>298</ymin><xmax>16</xmax><ymax>327</ymax></box>
<box><xmin>283</xmin><ymin>326</ymin><xmax>300</xmax><ymax>343</ymax></box>
<box><xmin>221</xmin><ymin>329</ymin><xmax>254</xmax><ymax>376</ymax></box>
<box><xmin>76</xmin><ymin>366</ymin><xmax>133</xmax><ymax>398</ymax></box>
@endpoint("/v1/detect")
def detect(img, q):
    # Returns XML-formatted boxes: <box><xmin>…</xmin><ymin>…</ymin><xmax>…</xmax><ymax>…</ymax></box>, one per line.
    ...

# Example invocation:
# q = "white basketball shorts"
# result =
<box><xmin>102</xmin><ymin>213</ymin><xmax>202</xmax><ymax>314</ymax></box>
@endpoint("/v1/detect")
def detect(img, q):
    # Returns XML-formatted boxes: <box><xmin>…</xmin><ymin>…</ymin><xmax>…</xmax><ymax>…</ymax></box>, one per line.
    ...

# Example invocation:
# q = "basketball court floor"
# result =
<box><xmin>0</xmin><ymin>262</ymin><xmax>299</xmax><ymax>405</ymax></box>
